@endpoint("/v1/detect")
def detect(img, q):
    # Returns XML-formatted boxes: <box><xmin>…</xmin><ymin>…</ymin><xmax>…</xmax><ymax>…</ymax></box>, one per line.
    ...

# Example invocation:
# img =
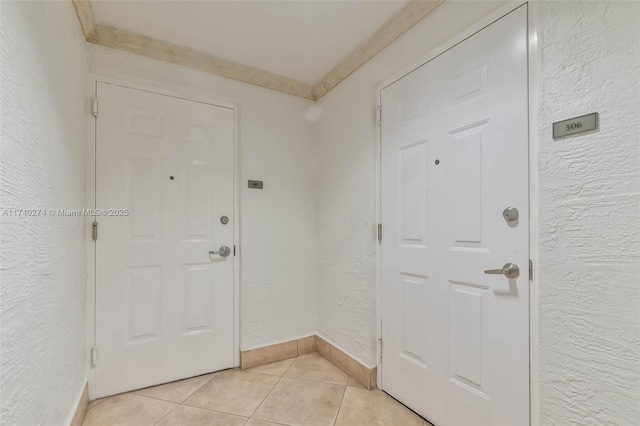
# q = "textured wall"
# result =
<box><xmin>315</xmin><ymin>0</ymin><xmax>506</xmax><ymax>367</ymax></box>
<box><xmin>534</xmin><ymin>1</ymin><xmax>640</xmax><ymax>424</ymax></box>
<box><xmin>0</xmin><ymin>1</ymin><xmax>88</xmax><ymax>425</ymax></box>
<box><xmin>87</xmin><ymin>44</ymin><xmax>318</xmax><ymax>351</ymax></box>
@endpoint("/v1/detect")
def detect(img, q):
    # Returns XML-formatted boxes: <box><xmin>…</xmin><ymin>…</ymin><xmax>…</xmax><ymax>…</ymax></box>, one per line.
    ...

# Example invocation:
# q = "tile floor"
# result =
<box><xmin>83</xmin><ymin>352</ymin><xmax>430</xmax><ymax>426</ymax></box>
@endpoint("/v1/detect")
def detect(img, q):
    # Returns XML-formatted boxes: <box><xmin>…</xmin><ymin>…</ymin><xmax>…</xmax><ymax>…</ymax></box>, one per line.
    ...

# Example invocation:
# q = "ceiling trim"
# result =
<box><xmin>71</xmin><ymin>0</ymin><xmax>445</xmax><ymax>102</ymax></box>
<box><xmin>88</xmin><ymin>24</ymin><xmax>316</xmax><ymax>100</ymax></box>
<box><xmin>312</xmin><ymin>0</ymin><xmax>445</xmax><ymax>100</ymax></box>
<box><xmin>71</xmin><ymin>0</ymin><xmax>96</xmax><ymax>40</ymax></box>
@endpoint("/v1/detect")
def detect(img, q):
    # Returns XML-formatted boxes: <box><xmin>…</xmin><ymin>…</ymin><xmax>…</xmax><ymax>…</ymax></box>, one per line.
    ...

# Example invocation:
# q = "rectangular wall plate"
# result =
<box><xmin>248</xmin><ymin>180</ymin><xmax>264</xmax><ymax>189</ymax></box>
<box><xmin>553</xmin><ymin>112</ymin><xmax>599</xmax><ymax>139</ymax></box>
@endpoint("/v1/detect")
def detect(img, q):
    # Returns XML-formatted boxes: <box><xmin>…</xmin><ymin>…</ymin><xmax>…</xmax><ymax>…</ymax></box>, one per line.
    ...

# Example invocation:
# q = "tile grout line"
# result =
<box><xmin>130</xmin><ymin>372</ymin><xmax>218</xmax><ymax>406</ymax></box>
<box><xmin>179</xmin><ymin>371</ymin><xmax>220</xmax><ymax>403</ymax></box>
<box><xmin>332</xmin><ymin>383</ymin><xmax>349</xmax><ymax>426</ymax></box>
<box><xmin>146</xmin><ymin>372</ymin><xmax>222</xmax><ymax>425</ymax></box>
<box><xmin>248</xmin><ymin>355</ymin><xmax>299</xmax><ymax>420</ymax></box>
<box><xmin>179</xmin><ymin>401</ymin><xmax>251</xmax><ymax>420</ymax></box>
<box><xmin>152</xmin><ymin>402</ymin><xmax>180</xmax><ymax>426</ymax></box>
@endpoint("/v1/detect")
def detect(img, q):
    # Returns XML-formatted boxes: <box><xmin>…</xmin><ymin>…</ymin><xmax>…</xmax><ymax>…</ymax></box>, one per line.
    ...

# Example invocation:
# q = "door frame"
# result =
<box><xmin>84</xmin><ymin>75</ymin><xmax>241</xmax><ymax>400</ymax></box>
<box><xmin>374</xmin><ymin>2</ymin><xmax>540</xmax><ymax>424</ymax></box>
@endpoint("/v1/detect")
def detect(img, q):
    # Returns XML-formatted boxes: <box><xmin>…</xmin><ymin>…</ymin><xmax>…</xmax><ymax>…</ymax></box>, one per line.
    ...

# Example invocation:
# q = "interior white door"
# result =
<box><xmin>94</xmin><ymin>83</ymin><xmax>235</xmax><ymax>398</ymax></box>
<box><xmin>381</xmin><ymin>6</ymin><xmax>529</xmax><ymax>425</ymax></box>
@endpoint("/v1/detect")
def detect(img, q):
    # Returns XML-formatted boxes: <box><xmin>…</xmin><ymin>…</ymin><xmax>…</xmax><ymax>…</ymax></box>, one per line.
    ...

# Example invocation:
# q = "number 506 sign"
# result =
<box><xmin>553</xmin><ymin>112</ymin><xmax>599</xmax><ymax>139</ymax></box>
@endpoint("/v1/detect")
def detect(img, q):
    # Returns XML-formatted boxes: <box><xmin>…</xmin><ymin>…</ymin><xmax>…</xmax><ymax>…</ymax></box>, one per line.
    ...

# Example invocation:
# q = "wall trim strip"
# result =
<box><xmin>312</xmin><ymin>0</ymin><xmax>445</xmax><ymax>100</ymax></box>
<box><xmin>71</xmin><ymin>0</ymin><xmax>96</xmax><ymax>39</ymax></box>
<box><xmin>87</xmin><ymin>25</ymin><xmax>315</xmax><ymax>100</ymax></box>
<box><xmin>71</xmin><ymin>0</ymin><xmax>447</xmax><ymax>101</ymax></box>
<box><xmin>70</xmin><ymin>383</ymin><xmax>89</xmax><ymax>426</ymax></box>
<box><xmin>240</xmin><ymin>335</ymin><xmax>377</xmax><ymax>390</ymax></box>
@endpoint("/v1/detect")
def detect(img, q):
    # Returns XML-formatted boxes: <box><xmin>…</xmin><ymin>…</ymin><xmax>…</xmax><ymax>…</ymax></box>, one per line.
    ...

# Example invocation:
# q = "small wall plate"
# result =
<box><xmin>248</xmin><ymin>180</ymin><xmax>264</xmax><ymax>189</ymax></box>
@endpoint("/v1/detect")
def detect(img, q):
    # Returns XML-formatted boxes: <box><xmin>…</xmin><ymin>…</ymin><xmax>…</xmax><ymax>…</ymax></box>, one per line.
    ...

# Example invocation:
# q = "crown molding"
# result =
<box><xmin>71</xmin><ymin>0</ymin><xmax>445</xmax><ymax>101</ymax></box>
<box><xmin>71</xmin><ymin>0</ymin><xmax>96</xmax><ymax>39</ymax></box>
<box><xmin>312</xmin><ymin>0</ymin><xmax>445</xmax><ymax>100</ymax></box>
<box><xmin>88</xmin><ymin>24</ymin><xmax>315</xmax><ymax>100</ymax></box>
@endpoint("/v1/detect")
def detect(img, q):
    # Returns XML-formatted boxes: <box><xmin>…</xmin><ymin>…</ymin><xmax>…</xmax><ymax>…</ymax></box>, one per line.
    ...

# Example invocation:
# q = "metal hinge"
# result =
<box><xmin>529</xmin><ymin>259</ymin><xmax>533</xmax><ymax>281</ymax></box>
<box><xmin>377</xmin><ymin>223</ymin><xmax>382</xmax><ymax>243</ymax></box>
<box><xmin>91</xmin><ymin>346</ymin><xmax>97</xmax><ymax>368</ymax></box>
<box><xmin>378</xmin><ymin>337</ymin><xmax>383</xmax><ymax>359</ymax></box>
<box><xmin>376</xmin><ymin>106</ymin><xmax>382</xmax><ymax>126</ymax></box>
<box><xmin>92</xmin><ymin>221</ymin><xmax>98</xmax><ymax>241</ymax></box>
<box><xmin>233</xmin><ymin>245</ymin><xmax>236</xmax><ymax>256</ymax></box>
<box><xmin>92</xmin><ymin>99</ymin><xmax>98</xmax><ymax>117</ymax></box>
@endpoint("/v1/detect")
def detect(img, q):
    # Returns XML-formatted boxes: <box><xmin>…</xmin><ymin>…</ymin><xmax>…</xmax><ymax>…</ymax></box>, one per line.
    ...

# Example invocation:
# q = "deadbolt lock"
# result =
<box><xmin>503</xmin><ymin>207</ymin><xmax>519</xmax><ymax>222</ymax></box>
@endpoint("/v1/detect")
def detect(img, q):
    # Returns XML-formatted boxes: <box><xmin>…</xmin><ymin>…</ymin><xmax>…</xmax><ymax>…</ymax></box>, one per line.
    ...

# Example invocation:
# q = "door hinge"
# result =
<box><xmin>376</xmin><ymin>106</ymin><xmax>382</xmax><ymax>126</ymax></box>
<box><xmin>233</xmin><ymin>245</ymin><xmax>236</xmax><ymax>256</ymax></box>
<box><xmin>91</xmin><ymin>345</ymin><xmax>97</xmax><ymax>368</ymax></box>
<box><xmin>378</xmin><ymin>337</ymin><xmax>383</xmax><ymax>359</ymax></box>
<box><xmin>377</xmin><ymin>223</ymin><xmax>382</xmax><ymax>243</ymax></box>
<box><xmin>92</xmin><ymin>98</ymin><xmax>98</xmax><ymax>117</ymax></box>
<box><xmin>529</xmin><ymin>259</ymin><xmax>533</xmax><ymax>281</ymax></box>
<box><xmin>92</xmin><ymin>221</ymin><xmax>98</xmax><ymax>241</ymax></box>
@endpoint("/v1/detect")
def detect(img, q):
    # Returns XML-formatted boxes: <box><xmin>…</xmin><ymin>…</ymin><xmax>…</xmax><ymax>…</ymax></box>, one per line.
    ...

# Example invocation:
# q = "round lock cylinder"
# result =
<box><xmin>503</xmin><ymin>206</ymin><xmax>519</xmax><ymax>222</ymax></box>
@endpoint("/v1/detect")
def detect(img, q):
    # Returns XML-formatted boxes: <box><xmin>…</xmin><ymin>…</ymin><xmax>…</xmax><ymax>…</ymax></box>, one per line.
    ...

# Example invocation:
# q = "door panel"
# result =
<box><xmin>381</xmin><ymin>6</ymin><xmax>529</xmax><ymax>425</ymax></box>
<box><xmin>95</xmin><ymin>83</ymin><xmax>234</xmax><ymax>398</ymax></box>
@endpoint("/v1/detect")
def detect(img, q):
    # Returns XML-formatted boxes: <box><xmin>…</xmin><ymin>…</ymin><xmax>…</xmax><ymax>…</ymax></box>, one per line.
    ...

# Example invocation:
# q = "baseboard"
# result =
<box><xmin>240</xmin><ymin>335</ymin><xmax>377</xmax><ymax>390</ymax></box>
<box><xmin>240</xmin><ymin>336</ymin><xmax>316</xmax><ymax>369</ymax></box>
<box><xmin>69</xmin><ymin>382</ymin><xmax>89</xmax><ymax>426</ymax></box>
<box><xmin>315</xmin><ymin>336</ymin><xmax>377</xmax><ymax>390</ymax></box>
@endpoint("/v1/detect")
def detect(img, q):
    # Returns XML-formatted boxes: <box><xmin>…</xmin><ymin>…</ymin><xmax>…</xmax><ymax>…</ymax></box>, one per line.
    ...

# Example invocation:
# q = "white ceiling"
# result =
<box><xmin>92</xmin><ymin>0</ymin><xmax>410</xmax><ymax>85</ymax></box>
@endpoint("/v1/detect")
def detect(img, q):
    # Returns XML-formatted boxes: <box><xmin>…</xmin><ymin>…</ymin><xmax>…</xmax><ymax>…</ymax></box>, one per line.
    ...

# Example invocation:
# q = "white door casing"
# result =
<box><xmin>94</xmin><ymin>83</ymin><xmax>235</xmax><ymax>398</ymax></box>
<box><xmin>380</xmin><ymin>6</ymin><xmax>529</xmax><ymax>425</ymax></box>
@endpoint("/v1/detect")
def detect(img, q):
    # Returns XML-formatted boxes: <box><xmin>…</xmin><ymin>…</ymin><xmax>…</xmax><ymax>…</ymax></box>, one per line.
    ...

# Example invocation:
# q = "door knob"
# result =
<box><xmin>502</xmin><ymin>207</ymin><xmax>519</xmax><ymax>222</ymax></box>
<box><xmin>484</xmin><ymin>263</ymin><xmax>519</xmax><ymax>278</ymax></box>
<box><xmin>209</xmin><ymin>246</ymin><xmax>231</xmax><ymax>259</ymax></box>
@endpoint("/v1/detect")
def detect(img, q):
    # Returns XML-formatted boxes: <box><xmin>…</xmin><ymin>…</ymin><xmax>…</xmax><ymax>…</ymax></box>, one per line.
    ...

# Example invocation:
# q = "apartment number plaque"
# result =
<box><xmin>553</xmin><ymin>112</ymin><xmax>599</xmax><ymax>139</ymax></box>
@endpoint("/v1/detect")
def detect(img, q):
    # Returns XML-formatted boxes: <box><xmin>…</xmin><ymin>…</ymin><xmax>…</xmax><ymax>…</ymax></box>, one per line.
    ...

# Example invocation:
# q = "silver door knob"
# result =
<box><xmin>502</xmin><ymin>207</ymin><xmax>519</xmax><ymax>222</ymax></box>
<box><xmin>209</xmin><ymin>246</ymin><xmax>231</xmax><ymax>259</ymax></box>
<box><xmin>484</xmin><ymin>263</ymin><xmax>519</xmax><ymax>278</ymax></box>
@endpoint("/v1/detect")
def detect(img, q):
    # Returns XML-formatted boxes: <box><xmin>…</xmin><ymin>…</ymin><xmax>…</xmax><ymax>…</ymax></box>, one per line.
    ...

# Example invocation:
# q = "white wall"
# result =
<box><xmin>316</xmin><ymin>0</ymin><xmax>640</xmax><ymax>423</ymax></box>
<box><xmin>0</xmin><ymin>1</ymin><xmax>88</xmax><ymax>425</ymax></box>
<box><xmin>315</xmin><ymin>0</ymin><xmax>506</xmax><ymax>368</ymax></box>
<box><xmin>532</xmin><ymin>1</ymin><xmax>640</xmax><ymax>424</ymax></box>
<box><xmin>87</xmin><ymin>44</ymin><xmax>318</xmax><ymax>351</ymax></box>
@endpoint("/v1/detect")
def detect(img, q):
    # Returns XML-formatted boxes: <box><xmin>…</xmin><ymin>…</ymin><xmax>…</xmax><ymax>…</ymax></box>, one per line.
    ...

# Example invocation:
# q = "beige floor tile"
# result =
<box><xmin>246</xmin><ymin>357</ymin><xmax>295</xmax><ymax>377</ymax></box>
<box><xmin>335</xmin><ymin>388</ymin><xmax>424</xmax><ymax>426</ymax></box>
<box><xmin>285</xmin><ymin>353</ymin><xmax>349</xmax><ymax>385</ymax></box>
<box><xmin>253</xmin><ymin>377</ymin><xmax>346</xmax><ymax>426</ymax></box>
<box><xmin>86</xmin><ymin>398</ymin><xmax>108</xmax><ymax>411</ymax></box>
<box><xmin>347</xmin><ymin>377</ymin><xmax>365</xmax><ymax>389</ymax></box>
<box><xmin>184</xmin><ymin>369</ymin><xmax>279</xmax><ymax>417</ymax></box>
<box><xmin>82</xmin><ymin>393</ymin><xmax>176</xmax><ymax>426</ymax></box>
<box><xmin>155</xmin><ymin>405</ymin><xmax>247</xmax><ymax>426</ymax></box>
<box><xmin>132</xmin><ymin>373</ymin><xmax>216</xmax><ymax>403</ymax></box>
<box><xmin>245</xmin><ymin>419</ymin><xmax>285</xmax><ymax>426</ymax></box>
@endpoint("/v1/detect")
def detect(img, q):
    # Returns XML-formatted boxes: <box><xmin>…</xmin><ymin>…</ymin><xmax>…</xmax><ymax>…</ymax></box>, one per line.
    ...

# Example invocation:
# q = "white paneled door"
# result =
<box><xmin>381</xmin><ymin>6</ymin><xmax>529</xmax><ymax>425</ymax></box>
<box><xmin>94</xmin><ymin>83</ymin><xmax>234</xmax><ymax>398</ymax></box>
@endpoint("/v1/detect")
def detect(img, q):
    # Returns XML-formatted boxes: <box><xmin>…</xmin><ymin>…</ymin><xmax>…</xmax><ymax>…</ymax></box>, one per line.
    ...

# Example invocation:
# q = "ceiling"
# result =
<box><xmin>91</xmin><ymin>0</ymin><xmax>410</xmax><ymax>86</ymax></box>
